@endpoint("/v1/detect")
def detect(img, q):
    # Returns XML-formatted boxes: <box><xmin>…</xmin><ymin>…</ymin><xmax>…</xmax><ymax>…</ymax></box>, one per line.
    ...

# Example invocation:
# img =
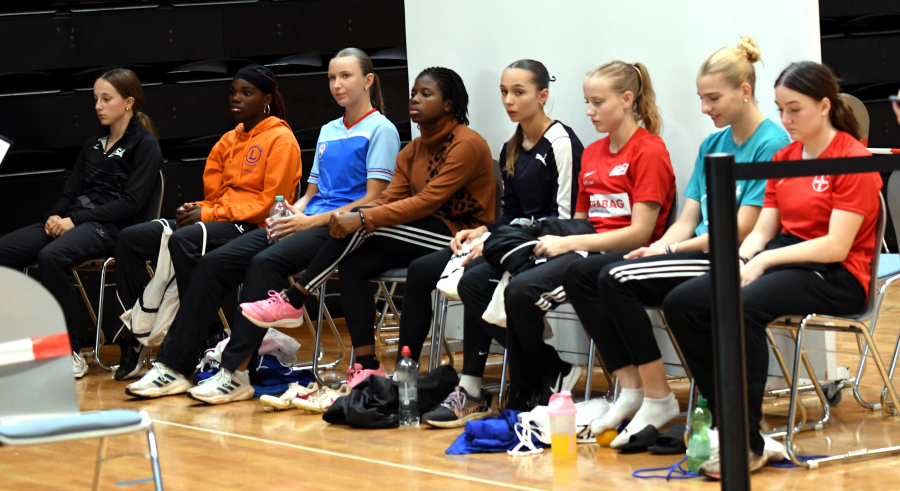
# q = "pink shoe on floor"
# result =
<box><xmin>346</xmin><ymin>363</ymin><xmax>387</xmax><ymax>388</ymax></box>
<box><xmin>240</xmin><ymin>290</ymin><xmax>305</xmax><ymax>328</ymax></box>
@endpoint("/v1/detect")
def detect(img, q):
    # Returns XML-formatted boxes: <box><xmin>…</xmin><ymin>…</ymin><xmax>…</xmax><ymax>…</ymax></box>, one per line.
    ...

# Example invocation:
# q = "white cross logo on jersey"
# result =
<box><xmin>609</xmin><ymin>163</ymin><xmax>629</xmax><ymax>176</ymax></box>
<box><xmin>812</xmin><ymin>175</ymin><xmax>829</xmax><ymax>192</ymax></box>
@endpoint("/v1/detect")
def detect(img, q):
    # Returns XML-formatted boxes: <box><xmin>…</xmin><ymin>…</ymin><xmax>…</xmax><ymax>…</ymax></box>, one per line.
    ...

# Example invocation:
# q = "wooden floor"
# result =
<box><xmin>6</xmin><ymin>291</ymin><xmax>900</xmax><ymax>490</ymax></box>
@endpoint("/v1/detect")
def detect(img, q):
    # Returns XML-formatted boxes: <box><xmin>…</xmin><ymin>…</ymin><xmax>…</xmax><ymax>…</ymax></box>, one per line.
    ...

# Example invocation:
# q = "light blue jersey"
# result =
<box><xmin>685</xmin><ymin>119</ymin><xmax>790</xmax><ymax>236</ymax></box>
<box><xmin>305</xmin><ymin>110</ymin><xmax>400</xmax><ymax>216</ymax></box>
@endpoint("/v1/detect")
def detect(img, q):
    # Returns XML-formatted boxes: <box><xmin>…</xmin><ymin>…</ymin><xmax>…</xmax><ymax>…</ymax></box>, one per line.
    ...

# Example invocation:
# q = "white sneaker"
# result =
<box><xmin>260</xmin><ymin>382</ymin><xmax>318</xmax><ymax>412</ymax></box>
<box><xmin>125</xmin><ymin>362</ymin><xmax>191</xmax><ymax>398</ymax></box>
<box><xmin>293</xmin><ymin>384</ymin><xmax>351</xmax><ymax>413</ymax></box>
<box><xmin>73</xmin><ymin>351</ymin><xmax>88</xmax><ymax>379</ymax></box>
<box><xmin>187</xmin><ymin>368</ymin><xmax>254</xmax><ymax>405</ymax></box>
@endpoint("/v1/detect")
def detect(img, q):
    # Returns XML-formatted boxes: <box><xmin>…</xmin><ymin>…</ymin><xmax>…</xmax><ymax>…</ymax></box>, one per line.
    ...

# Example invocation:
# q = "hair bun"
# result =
<box><xmin>737</xmin><ymin>36</ymin><xmax>762</xmax><ymax>64</ymax></box>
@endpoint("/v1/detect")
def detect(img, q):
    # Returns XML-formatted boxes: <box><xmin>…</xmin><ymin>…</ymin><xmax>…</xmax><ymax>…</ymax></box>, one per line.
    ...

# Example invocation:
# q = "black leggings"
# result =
<box><xmin>292</xmin><ymin>215</ymin><xmax>452</xmax><ymax>350</ymax></box>
<box><xmin>156</xmin><ymin>226</ymin><xmax>331</xmax><ymax>377</ymax></box>
<box><xmin>0</xmin><ymin>222</ymin><xmax>118</xmax><ymax>351</ymax></box>
<box><xmin>663</xmin><ymin>264</ymin><xmax>865</xmax><ymax>456</ymax></box>
<box><xmin>398</xmin><ymin>250</ymin><xmax>506</xmax><ymax>376</ymax></box>
<box><xmin>563</xmin><ymin>251</ymin><xmax>709</xmax><ymax>373</ymax></box>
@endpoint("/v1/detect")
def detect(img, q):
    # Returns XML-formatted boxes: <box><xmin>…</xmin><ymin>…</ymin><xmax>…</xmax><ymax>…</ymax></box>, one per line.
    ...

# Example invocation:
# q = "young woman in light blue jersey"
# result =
<box><xmin>562</xmin><ymin>37</ymin><xmax>790</xmax><ymax>449</ymax></box>
<box><xmin>125</xmin><ymin>48</ymin><xmax>400</xmax><ymax>403</ymax></box>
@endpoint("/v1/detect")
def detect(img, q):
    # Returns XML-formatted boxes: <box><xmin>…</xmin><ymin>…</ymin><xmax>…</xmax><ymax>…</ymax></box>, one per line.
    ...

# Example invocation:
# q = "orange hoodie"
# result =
<box><xmin>195</xmin><ymin>116</ymin><xmax>302</xmax><ymax>227</ymax></box>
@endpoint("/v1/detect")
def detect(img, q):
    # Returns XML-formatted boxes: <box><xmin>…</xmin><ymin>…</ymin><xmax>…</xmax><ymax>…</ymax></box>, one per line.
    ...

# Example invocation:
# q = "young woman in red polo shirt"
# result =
<box><xmin>664</xmin><ymin>61</ymin><xmax>877</xmax><ymax>477</ymax></box>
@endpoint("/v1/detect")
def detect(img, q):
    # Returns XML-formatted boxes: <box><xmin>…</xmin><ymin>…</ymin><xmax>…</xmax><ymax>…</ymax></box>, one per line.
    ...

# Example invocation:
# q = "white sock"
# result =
<box><xmin>611</xmin><ymin>392</ymin><xmax>680</xmax><ymax>448</ymax></box>
<box><xmin>590</xmin><ymin>387</ymin><xmax>644</xmax><ymax>435</ymax></box>
<box><xmin>458</xmin><ymin>375</ymin><xmax>482</xmax><ymax>397</ymax></box>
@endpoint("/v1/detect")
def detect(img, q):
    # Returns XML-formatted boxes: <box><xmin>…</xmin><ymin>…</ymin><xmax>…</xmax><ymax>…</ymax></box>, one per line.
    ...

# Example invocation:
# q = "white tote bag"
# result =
<box><xmin>120</xmin><ymin>220</ymin><xmax>207</xmax><ymax>347</ymax></box>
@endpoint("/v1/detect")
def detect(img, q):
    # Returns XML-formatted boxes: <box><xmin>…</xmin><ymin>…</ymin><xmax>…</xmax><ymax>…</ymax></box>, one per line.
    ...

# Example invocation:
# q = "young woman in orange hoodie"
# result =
<box><xmin>113</xmin><ymin>65</ymin><xmax>302</xmax><ymax>380</ymax></box>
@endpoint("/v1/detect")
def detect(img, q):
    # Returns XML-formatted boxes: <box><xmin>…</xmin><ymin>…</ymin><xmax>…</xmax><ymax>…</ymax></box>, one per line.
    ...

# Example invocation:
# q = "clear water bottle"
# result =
<box><xmin>268</xmin><ymin>196</ymin><xmax>290</xmax><ymax>243</ymax></box>
<box><xmin>686</xmin><ymin>397</ymin><xmax>713</xmax><ymax>472</ymax></box>
<box><xmin>396</xmin><ymin>346</ymin><xmax>419</xmax><ymax>427</ymax></box>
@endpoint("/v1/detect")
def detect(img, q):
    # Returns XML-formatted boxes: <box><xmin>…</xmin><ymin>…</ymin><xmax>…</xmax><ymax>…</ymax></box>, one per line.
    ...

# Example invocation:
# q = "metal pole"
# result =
<box><xmin>705</xmin><ymin>153</ymin><xmax>751</xmax><ymax>490</ymax></box>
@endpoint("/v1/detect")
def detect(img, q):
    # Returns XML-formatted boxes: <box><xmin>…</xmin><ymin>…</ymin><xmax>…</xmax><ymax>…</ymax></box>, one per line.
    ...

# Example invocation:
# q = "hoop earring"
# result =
<box><xmin>265</xmin><ymin>105</ymin><xmax>271</xmax><ymax>115</ymax></box>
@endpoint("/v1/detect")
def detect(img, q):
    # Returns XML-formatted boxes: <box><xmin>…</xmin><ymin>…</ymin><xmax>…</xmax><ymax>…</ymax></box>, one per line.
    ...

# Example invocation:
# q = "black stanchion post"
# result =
<box><xmin>705</xmin><ymin>153</ymin><xmax>751</xmax><ymax>490</ymax></box>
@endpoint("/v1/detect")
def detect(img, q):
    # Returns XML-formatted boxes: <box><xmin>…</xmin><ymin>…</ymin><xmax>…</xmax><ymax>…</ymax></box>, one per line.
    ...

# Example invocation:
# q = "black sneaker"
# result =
<box><xmin>506</xmin><ymin>388</ymin><xmax>541</xmax><ymax>412</ymax></box>
<box><xmin>115</xmin><ymin>339</ymin><xmax>151</xmax><ymax>381</ymax></box>
<box><xmin>423</xmin><ymin>387</ymin><xmax>492</xmax><ymax>428</ymax></box>
<box><xmin>540</xmin><ymin>362</ymin><xmax>583</xmax><ymax>405</ymax></box>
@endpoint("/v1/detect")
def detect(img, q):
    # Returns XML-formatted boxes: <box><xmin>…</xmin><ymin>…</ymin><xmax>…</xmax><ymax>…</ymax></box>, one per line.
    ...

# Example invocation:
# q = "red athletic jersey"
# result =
<box><xmin>763</xmin><ymin>131</ymin><xmax>879</xmax><ymax>295</ymax></box>
<box><xmin>575</xmin><ymin>127</ymin><xmax>675</xmax><ymax>242</ymax></box>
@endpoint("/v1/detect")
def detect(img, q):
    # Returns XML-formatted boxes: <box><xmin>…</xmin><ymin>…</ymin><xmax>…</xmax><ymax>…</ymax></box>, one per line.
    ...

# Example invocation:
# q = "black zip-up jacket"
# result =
<box><xmin>45</xmin><ymin>117</ymin><xmax>163</xmax><ymax>230</ymax></box>
<box><xmin>483</xmin><ymin>217</ymin><xmax>595</xmax><ymax>275</ymax></box>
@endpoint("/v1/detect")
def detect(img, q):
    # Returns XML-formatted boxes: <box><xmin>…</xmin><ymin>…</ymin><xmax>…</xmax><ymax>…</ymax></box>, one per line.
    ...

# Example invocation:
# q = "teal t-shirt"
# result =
<box><xmin>684</xmin><ymin>119</ymin><xmax>790</xmax><ymax>236</ymax></box>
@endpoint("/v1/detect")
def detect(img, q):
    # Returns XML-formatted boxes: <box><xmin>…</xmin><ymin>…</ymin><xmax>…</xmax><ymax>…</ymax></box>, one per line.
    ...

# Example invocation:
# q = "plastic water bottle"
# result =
<box><xmin>686</xmin><ymin>397</ymin><xmax>713</xmax><ymax>472</ymax></box>
<box><xmin>268</xmin><ymin>196</ymin><xmax>290</xmax><ymax>243</ymax></box>
<box><xmin>396</xmin><ymin>346</ymin><xmax>419</xmax><ymax>427</ymax></box>
<box><xmin>548</xmin><ymin>391</ymin><xmax>578</xmax><ymax>460</ymax></box>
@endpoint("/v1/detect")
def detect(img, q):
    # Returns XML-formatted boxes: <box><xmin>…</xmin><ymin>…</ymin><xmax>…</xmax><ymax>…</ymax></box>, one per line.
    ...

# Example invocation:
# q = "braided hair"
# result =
<box><xmin>417</xmin><ymin>67</ymin><xmax>469</xmax><ymax>126</ymax></box>
<box><xmin>233</xmin><ymin>64</ymin><xmax>286</xmax><ymax>121</ymax></box>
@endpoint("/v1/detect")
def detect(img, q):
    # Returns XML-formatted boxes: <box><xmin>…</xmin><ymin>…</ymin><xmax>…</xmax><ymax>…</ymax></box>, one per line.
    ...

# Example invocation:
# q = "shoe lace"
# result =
<box><xmin>258</xmin><ymin>290</ymin><xmax>285</xmax><ymax>308</ymax></box>
<box><xmin>281</xmin><ymin>382</ymin><xmax>303</xmax><ymax>401</ymax></box>
<box><xmin>441</xmin><ymin>390</ymin><xmax>466</xmax><ymax>411</ymax></box>
<box><xmin>347</xmin><ymin>365</ymin><xmax>362</xmax><ymax>383</ymax></box>
<box><xmin>198</xmin><ymin>368</ymin><xmax>230</xmax><ymax>386</ymax></box>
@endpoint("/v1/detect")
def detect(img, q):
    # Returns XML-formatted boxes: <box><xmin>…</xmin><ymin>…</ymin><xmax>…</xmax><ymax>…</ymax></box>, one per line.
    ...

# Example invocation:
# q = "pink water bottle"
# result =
<box><xmin>548</xmin><ymin>390</ymin><xmax>577</xmax><ymax>460</ymax></box>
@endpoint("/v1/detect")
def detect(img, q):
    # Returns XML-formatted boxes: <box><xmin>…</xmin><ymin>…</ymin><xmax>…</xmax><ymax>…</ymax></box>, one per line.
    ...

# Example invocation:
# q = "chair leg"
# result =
<box><xmin>145</xmin><ymin>423</ymin><xmax>164</xmax><ymax>491</ymax></box>
<box><xmin>428</xmin><ymin>293</ymin><xmax>443</xmax><ymax>371</ymax></box>
<box><xmin>498</xmin><ymin>348</ymin><xmax>509</xmax><ymax>411</ymax></box>
<box><xmin>881</xmin><ymin>326</ymin><xmax>900</xmax><ymax>410</ymax></box>
<box><xmin>784</xmin><ymin>317</ymin><xmax>812</xmax><ymax>467</ymax></box>
<box><xmin>92</xmin><ymin>436</ymin><xmax>108</xmax><ymax>491</ymax></box>
<box><xmin>856</xmin><ymin>326</ymin><xmax>900</xmax><ymax>416</ymax></box>
<box><xmin>585</xmin><ymin>339</ymin><xmax>595</xmax><ymax>400</ymax></box>
<box><xmin>852</xmin><ymin>286</ymin><xmax>887</xmax><ymax>410</ymax></box>
<box><xmin>765</xmin><ymin>329</ymin><xmax>810</xmax><ymax>436</ymax></box>
<box><xmin>683</xmin><ymin>378</ymin><xmax>697</xmax><ymax>447</ymax></box>
<box><xmin>95</xmin><ymin>258</ymin><xmax>117</xmax><ymax>372</ymax></box>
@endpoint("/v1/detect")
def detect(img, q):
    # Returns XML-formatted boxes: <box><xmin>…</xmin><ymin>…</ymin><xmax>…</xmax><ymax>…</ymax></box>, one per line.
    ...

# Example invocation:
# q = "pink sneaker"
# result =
<box><xmin>240</xmin><ymin>290</ymin><xmax>305</xmax><ymax>328</ymax></box>
<box><xmin>346</xmin><ymin>363</ymin><xmax>387</xmax><ymax>388</ymax></box>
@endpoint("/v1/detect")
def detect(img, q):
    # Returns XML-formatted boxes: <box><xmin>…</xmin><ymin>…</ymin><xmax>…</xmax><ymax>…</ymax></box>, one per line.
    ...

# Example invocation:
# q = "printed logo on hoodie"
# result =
<box><xmin>246</xmin><ymin>145</ymin><xmax>263</xmax><ymax>165</ymax></box>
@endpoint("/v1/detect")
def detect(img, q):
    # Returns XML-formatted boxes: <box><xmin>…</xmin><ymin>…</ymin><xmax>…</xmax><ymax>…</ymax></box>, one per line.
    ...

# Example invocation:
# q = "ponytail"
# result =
<box><xmin>370</xmin><ymin>72</ymin><xmax>386</xmax><ymax>114</ymax></box>
<box><xmin>775</xmin><ymin>61</ymin><xmax>861</xmax><ymax>140</ymax></box>
<box><xmin>334</xmin><ymin>48</ymin><xmax>385</xmax><ymax>114</ymax></box>
<box><xmin>832</xmin><ymin>95</ymin><xmax>861</xmax><ymax>141</ymax></box>
<box><xmin>632</xmin><ymin>62</ymin><xmax>661</xmax><ymax>136</ymax></box>
<box><xmin>505</xmin><ymin>125</ymin><xmax>525</xmax><ymax>176</ymax></box>
<box><xmin>98</xmin><ymin>68</ymin><xmax>157</xmax><ymax>138</ymax></box>
<box><xmin>133</xmin><ymin>111</ymin><xmax>157</xmax><ymax>138</ymax></box>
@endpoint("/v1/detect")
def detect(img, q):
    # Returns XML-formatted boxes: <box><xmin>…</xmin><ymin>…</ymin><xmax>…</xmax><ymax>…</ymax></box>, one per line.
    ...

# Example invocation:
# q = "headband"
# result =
<box><xmin>233</xmin><ymin>65</ymin><xmax>275</xmax><ymax>95</ymax></box>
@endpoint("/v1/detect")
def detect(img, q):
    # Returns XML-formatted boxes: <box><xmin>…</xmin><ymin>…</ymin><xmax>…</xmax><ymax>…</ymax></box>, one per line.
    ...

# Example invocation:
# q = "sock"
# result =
<box><xmin>284</xmin><ymin>287</ymin><xmax>307</xmax><ymax>309</ymax></box>
<box><xmin>611</xmin><ymin>392</ymin><xmax>680</xmax><ymax>448</ymax></box>
<box><xmin>356</xmin><ymin>355</ymin><xmax>379</xmax><ymax>370</ymax></box>
<box><xmin>459</xmin><ymin>375</ymin><xmax>482</xmax><ymax>398</ymax></box>
<box><xmin>233</xmin><ymin>368</ymin><xmax>249</xmax><ymax>380</ymax></box>
<box><xmin>590</xmin><ymin>387</ymin><xmax>644</xmax><ymax>435</ymax></box>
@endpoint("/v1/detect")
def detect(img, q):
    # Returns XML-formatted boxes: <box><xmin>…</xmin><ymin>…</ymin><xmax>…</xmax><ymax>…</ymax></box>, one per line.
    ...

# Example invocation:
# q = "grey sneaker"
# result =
<box><xmin>73</xmin><ymin>351</ymin><xmax>88</xmax><ymax>379</ymax></box>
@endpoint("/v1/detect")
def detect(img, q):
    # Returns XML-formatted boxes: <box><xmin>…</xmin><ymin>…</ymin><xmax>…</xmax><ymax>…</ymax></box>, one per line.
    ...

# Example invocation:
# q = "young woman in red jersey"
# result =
<box><xmin>457</xmin><ymin>60</ymin><xmax>676</xmax><ymax>409</ymax></box>
<box><xmin>664</xmin><ymin>61</ymin><xmax>877</xmax><ymax>477</ymax></box>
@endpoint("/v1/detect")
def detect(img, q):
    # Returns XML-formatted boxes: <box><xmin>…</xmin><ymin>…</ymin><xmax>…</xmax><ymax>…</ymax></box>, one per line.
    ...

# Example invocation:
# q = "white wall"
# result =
<box><xmin>405</xmin><ymin>0</ymin><xmax>821</xmax><ymax>206</ymax></box>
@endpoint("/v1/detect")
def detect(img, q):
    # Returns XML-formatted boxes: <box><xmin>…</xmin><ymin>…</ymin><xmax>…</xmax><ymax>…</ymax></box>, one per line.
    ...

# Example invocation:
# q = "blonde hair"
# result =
<box><xmin>698</xmin><ymin>36</ymin><xmax>762</xmax><ymax>95</ymax></box>
<box><xmin>586</xmin><ymin>61</ymin><xmax>661</xmax><ymax>135</ymax></box>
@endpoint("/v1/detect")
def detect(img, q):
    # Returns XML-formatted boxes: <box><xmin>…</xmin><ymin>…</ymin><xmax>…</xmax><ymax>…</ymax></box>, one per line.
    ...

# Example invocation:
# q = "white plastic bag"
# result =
<box><xmin>436</xmin><ymin>232</ymin><xmax>490</xmax><ymax>300</ymax></box>
<box><xmin>120</xmin><ymin>221</ymin><xmax>207</xmax><ymax>347</ymax></box>
<box><xmin>509</xmin><ymin>397</ymin><xmax>612</xmax><ymax>455</ymax></box>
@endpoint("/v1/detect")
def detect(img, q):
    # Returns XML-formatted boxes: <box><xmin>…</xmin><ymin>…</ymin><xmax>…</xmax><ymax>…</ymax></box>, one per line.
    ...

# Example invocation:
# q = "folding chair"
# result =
<box><xmin>0</xmin><ymin>267</ymin><xmax>163</xmax><ymax>491</ymax></box>
<box><xmin>287</xmin><ymin>271</ymin><xmax>347</xmax><ymax>386</ymax></box>
<box><xmin>766</xmin><ymin>194</ymin><xmax>900</xmax><ymax>468</ymax></box>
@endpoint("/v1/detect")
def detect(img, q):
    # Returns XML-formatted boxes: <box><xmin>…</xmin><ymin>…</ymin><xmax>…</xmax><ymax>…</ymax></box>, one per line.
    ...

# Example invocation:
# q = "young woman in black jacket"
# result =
<box><xmin>0</xmin><ymin>68</ymin><xmax>163</xmax><ymax>379</ymax></box>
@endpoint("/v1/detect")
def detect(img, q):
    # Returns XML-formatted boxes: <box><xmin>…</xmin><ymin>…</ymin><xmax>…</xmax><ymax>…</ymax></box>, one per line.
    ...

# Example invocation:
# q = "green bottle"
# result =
<box><xmin>686</xmin><ymin>398</ymin><xmax>712</xmax><ymax>472</ymax></box>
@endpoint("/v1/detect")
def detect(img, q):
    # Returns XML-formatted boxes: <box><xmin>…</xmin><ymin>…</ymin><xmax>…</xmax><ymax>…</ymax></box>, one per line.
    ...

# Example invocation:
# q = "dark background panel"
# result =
<box><xmin>0</xmin><ymin>9</ymin><xmax>226</xmax><ymax>72</ymax></box>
